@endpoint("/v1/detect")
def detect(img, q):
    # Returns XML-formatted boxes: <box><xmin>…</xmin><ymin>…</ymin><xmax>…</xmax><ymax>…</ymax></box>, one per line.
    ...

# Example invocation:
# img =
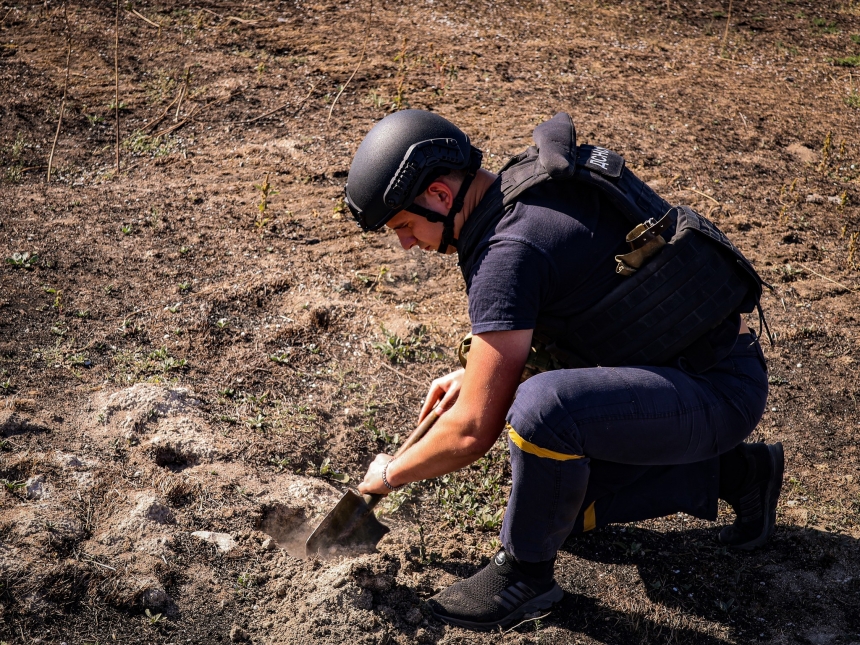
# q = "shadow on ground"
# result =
<box><xmin>540</xmin><ymin>524</ymin><xmax>860</xmax><ymax>643</ymax></box>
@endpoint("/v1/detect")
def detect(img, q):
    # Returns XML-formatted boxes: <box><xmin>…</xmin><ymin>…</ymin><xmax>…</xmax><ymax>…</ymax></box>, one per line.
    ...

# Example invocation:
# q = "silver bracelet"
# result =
<box><xmin>382</xmin><ymin>460</ymin><xmax>401</xmax><ymax>491</ymax></box>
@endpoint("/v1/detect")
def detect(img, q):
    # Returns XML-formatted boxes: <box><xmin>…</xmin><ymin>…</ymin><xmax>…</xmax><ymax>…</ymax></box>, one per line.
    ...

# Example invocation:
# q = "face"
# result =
<box><xmin>386</xmin><ymin>210</ymin><xmax>444</xmax><ymax>252</ymax></box>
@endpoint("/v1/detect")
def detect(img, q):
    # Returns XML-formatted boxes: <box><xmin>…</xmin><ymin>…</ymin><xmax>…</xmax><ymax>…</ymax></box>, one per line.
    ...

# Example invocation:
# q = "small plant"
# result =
<box><xmin>270</xmin><ymin>456</ymin><xmax>291</xmax><ymax>472</ymax></box>
<box><xmin>365</xmin><ymin>89</ymin><xmax>386</xmax><ymax>109</ymax></box>
<box><xmin>75</xmin><ymin>309</ymin><xmax>90</xmax><ymax>319</ymax></box>
<box><xmin>86</xmin><ymin>114</ymin><xmax>105</xmax><ymax>126</ymax></box>
<box><xmin>178</xmin><ymin>281</ymin><xmax>191</xmax><ymax>293</ymax></box>
<box><xmin>5</xmin><ymin>252</ymin><xmax>38</xmax><ymax>269</ymax></box>
<box><xmin>246</xmin><ymin>413</ymin><xmax>266</xmax><ymax>430</ymax></box>
<box><xmin>1</xmin><ymin>479</ymin><xmax>25</xmax><ymax>492</ymax></box>
<box><xmin>254</xmin><ymin>173</ymin><xmax>278</xmax><ymax>214</ymax></box>
<box><xmin>107</xmin><ymin>99</ymin><xmax>128</xmax><ymax>111</ymax></box>
<box><xmin>122</xmin><ymin>130</ymin><xmax>176</xmax><ymax>157</ymax></box>
<box><xmin>236</xmin><ymin>573</ymin><xmax>252</xmax><ymax>589</ymax></box>
<box><xmin>121</xmin><ymin>224</ymin><xmax>132</xmax><ymax>235</ymax></box>
<box><xmin>373</xmin><ymin>325</ymin><xmax>427</xmax><ymax>364</ymax></box>
<box><xmin>269</xmin><ymin>350</ymin><xmax>290</xmax><ymax>364</ymax></box>
<box><xmin>852</xmin><ymin>34</ymin><xmax>860</xmax><ymax>44</ymax></box>
<box><xmin>148</xmin><ymin>347</ymin><xmax>187</xmax><ymax>371</ymax></box>
<box><xmin>215</xmin><ymin>318</ymin><xmax>229</xmax><ymax>329</ymax></box>
<box><xmin>9</xmin><ymin>132</ymin><xmax>26</xmax><ymax>158</ymax></box>
<box><xmin>166</xmin><ymin>302</ymin><xmax>181</xmax><ymax>313</ymax></box>
<box><xmin>179</xmin><ymin>245</ymin><xmax>190</xmax><ymax>256</ymax></box>
<box><xmin>834</xmin><ymin>55</ymin><xmax>860</xmax><ymax>67</ymax></box>
<box><xmin>319</xmin><ymin>458</ymin><xmax>350</xmax><ymax>483</ymax></box>
<box><xmin>845</xmin><ymin>91</ymin><xmax>860</xmax><ymax>109</ymax></box>
<box><xmin>145</xmin><ymin>608</ymin><xmax>163</xmax><ymax>625</ymax></box>
<box><xmin>812</xmin><ymin>17</ymin><xmax>839</xmax><ymax>34</ymax></box>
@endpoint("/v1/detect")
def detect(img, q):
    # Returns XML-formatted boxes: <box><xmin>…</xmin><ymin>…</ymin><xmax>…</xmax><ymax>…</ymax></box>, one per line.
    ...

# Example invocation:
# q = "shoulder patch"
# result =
<box><xmin>578</xmin><ymin>145</ymin><xmax>625</xmax><ymax>179</ymax></box>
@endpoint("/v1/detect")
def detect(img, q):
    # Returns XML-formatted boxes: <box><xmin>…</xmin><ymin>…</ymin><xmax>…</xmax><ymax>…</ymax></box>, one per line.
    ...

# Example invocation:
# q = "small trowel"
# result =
<box><xmin>305</xmin><ymin>407</ymin><xmax>441</xmax><ymax>557</ymax></box>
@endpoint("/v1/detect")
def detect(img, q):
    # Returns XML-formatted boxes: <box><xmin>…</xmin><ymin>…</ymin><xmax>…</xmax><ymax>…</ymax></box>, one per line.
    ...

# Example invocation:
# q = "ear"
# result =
<box><xmin>424</xmin><ymin>179</ymin><xmax>455</xmax><ymax>211</ymax></box>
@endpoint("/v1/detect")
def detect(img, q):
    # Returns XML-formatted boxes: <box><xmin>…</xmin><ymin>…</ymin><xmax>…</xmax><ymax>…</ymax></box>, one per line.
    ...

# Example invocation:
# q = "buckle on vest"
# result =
<box><xmin>615</xmin><ymin>213</ymin><xmax>672</xmax><ymax>276</ymax></box>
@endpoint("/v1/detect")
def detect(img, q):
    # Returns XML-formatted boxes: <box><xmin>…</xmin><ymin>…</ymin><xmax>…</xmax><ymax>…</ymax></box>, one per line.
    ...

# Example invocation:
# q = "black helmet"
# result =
<box><xmin>345</xmin><ymin>110</ymin><xmax>482</xmax><ymax>253</ymax></box>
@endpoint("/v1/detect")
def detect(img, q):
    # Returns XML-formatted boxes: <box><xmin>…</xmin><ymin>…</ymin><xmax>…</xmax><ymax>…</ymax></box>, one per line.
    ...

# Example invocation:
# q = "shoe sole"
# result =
<box><xmin>730</xmin><ymin>441</ymin><xmax>784</xmax><ymax>551</ymax></box>
<box><xmin>431</xmin><ymin>583</ymin><xmax>565</xmax><ymax>631</ymax></box>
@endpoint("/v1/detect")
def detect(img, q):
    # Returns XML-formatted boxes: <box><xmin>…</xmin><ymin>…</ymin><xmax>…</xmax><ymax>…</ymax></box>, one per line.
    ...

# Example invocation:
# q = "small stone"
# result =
<box><xmin>230</xmin><ymin>625</ymin><xmax>249</xmax><ymax>642</ymax></box>
<box><xmin>191</xmin><ymin>531</ymin><xmax>237</xmax><ymax>552</ymax></box>
<box><xmin>25</xmin><ymin>475</ymin><xmax>46</xmax><ymax>500</ymax></box>
<box><xmin>404</xmin><ymin>607</ymin><xmax>423</xmax><ymax>625</ymax></box>
<box><xmin>261</xmin><ymin>537</ymin><xmax>276</xmax><ymax>551</ymax></box>
<box><xmin>140</xmin><ymin>587</ymin><xmax>170</xmax><ymax>610</ymax></box>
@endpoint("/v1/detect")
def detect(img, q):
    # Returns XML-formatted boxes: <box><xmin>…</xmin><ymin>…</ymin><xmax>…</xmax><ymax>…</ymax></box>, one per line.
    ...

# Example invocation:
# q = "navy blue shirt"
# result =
<box><xmin>458</xmin><ymin>178</ymin><xmax>630</xmax><ymax>336</ymax></box>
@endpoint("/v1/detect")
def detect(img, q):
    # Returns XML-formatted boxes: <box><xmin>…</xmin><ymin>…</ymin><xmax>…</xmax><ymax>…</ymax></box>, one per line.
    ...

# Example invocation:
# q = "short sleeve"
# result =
<box><xmin>466</xmin><ymin>238</ymin><xmax>555</xmax><ymax>334</ymax></box>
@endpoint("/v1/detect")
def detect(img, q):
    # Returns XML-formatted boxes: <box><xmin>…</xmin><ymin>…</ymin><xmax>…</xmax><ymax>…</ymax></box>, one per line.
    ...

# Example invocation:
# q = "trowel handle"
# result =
<box><xmin>394</xmin><ymin>405</ymin><xmax>441</xmax><ymax>457</ymax></box>
<box><xmin>361</xmin><ymin>406</ymin><xmax>442</xmax><ymax>511</ymax></box>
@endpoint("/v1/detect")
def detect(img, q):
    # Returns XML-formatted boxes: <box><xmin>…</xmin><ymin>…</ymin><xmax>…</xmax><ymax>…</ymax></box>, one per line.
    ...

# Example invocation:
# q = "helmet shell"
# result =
<box><xmin>345</xmin><ymin>110</ymin><xmax>474</xmax><ymax>231</ymax></box>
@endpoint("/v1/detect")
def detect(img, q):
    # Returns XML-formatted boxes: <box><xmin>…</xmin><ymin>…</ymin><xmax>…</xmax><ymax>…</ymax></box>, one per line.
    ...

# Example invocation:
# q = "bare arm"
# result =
<box><xmin>358</xmin><ymin>329</ymin><xmax>533</xmax><ymax>494</ymax></box>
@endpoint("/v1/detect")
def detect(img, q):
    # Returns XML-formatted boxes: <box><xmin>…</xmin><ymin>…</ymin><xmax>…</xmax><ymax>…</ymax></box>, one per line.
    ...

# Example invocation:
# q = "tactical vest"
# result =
<box><xmin>494</xmin><ymin>113</ymin><xmax>769</xmax><ymax>373</ymax></box>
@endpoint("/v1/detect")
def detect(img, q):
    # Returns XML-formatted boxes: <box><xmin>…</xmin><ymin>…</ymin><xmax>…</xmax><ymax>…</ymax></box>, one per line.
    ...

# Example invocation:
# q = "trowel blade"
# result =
<box><xmin>305</xmin><ymin>489</ymin><xmax>390</xmax><ymax>557</ymax></box>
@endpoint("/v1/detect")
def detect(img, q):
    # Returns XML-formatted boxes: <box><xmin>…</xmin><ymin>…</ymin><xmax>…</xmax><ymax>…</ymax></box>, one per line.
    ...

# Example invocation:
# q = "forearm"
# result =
<box><xmin>385</xmin><ymin>404</ymin><xmax>504</xmax><ymax>487</ymax></box>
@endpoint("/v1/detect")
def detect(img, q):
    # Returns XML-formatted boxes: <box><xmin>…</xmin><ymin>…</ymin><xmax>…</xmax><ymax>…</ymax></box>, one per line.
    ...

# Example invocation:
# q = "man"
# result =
<box><xmin>346</xmin><ymin>110</ymin><xmax>782</xmax><ymax>630</ymax></box>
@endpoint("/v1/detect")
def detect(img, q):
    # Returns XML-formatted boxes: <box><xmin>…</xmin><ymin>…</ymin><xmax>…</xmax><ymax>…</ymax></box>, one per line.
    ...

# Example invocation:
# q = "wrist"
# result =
<box><xmin>382</xmin><ymin>458</ymin><xmax>403</xmax><ymax>491</ymax></box>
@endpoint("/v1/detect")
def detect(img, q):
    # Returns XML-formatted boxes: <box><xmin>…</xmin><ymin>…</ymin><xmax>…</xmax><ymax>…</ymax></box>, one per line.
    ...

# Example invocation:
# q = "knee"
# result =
<box><xmin>507</xmin><ymin>372</ymin><xmax>583</xmax><ymax>457</ymax></box>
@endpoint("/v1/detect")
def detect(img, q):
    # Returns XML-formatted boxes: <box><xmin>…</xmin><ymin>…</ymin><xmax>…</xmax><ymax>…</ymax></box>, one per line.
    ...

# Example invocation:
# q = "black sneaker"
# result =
<box><xmin>719</xmin><ymin>442</ymin><xmax>784</xmax><ymax>550</ymax></box>
<box><xmin>427</xmin><ymin>550</ymin><xmax>564</xmax><ymax>631</ymax></box>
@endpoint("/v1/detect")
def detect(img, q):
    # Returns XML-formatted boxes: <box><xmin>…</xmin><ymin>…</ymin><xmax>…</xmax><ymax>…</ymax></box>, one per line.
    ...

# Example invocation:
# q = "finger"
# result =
<box><xmin>438</xmin><ymin>384</ymin><xmax>461</xmax><ymax>412</ymax></box>
<box><xmin>418</xmin><ymin>384</ymin><xmax>444</xmax><ymax>422</ymax></box>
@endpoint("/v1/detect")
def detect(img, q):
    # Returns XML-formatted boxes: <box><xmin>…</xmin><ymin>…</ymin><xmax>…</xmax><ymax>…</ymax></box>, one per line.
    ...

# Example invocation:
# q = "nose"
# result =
<box><xmin>395</xmin><ymin>227</ymin><xmax>415</xmax><ymax>250</ymax></box>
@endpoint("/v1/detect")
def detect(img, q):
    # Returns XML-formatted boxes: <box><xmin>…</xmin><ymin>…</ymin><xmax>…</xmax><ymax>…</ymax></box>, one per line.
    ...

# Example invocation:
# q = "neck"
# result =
<box><xmin>452</xmin><ymin>169</ymin><xmax>497</xmax><ymax>242</ymax></box>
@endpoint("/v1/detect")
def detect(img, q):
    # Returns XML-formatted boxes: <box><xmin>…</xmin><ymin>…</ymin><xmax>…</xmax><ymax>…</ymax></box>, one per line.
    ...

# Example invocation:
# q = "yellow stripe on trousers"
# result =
<box><xmin>583</xmin><ymin>502</ymin><xmax>597</xmax><ymax>532</ymax></box>
<box><xmin>506</xmin><ymin>424</ymin><xmax>583</xmax><ymax>462</ymax></box>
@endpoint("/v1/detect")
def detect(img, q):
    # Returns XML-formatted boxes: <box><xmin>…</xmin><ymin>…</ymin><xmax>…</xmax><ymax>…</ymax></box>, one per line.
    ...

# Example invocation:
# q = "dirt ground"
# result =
<box><xmin>1</xmin><ymin>0</ymin><xmax>859</xmax><ymax>643</ymax></box>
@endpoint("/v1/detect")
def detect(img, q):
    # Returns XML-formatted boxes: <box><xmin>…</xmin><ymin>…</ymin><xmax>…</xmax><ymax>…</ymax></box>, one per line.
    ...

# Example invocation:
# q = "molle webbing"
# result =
<box><xmin>498</xmin><ymin>112</ymin><xmax>767</xmax><ymax>371</ymax></box>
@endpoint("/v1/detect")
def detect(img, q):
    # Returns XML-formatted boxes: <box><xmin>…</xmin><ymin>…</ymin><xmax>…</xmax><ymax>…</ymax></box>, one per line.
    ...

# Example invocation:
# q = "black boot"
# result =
<box><xmin>718</xmin><ymin>442</ymin><xmax>784</xmax><ymax>550</ymax></box>
<box><xmin>427</xmin><ymin>550</ymin><xmax>563</xmax><ymax>630</ymax></box>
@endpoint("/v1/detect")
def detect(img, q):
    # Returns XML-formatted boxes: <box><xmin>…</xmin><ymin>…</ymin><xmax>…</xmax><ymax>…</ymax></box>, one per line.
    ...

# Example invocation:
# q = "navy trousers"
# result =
<box><xmin>501</xmin><ymin>333</ymin><xmax>769</xmax><ymax>562</ymax></box>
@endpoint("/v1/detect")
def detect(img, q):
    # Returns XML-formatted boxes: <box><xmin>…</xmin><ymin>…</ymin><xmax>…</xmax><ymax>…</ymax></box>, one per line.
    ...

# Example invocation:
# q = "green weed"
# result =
<box><xmin>434</xmin><ymin>441</ymin><xmax>508</xmax><ymax>531</ymax></box>
<box><xmin>812</xmin><ymin>17</ymin><xmax>839</xmax><ymax>33</ymax></box>
<box><xmin>5</xmin><ymin>252</ymin><xmax>38</xmax><ymax>269</ymax></box>
<box><xmin>121</xmin><ymin>224</ymin><xmax>133</xmax><ymax>235</ymax></box>
<box><xmin>269</xmin><ymin>350</ymin><xmax>290</xmax><ymax>364</ymax></box>
<box><xmin>148</xmin><ymin>347</ymin><xmax>187</xmax><ymax>372</ymax></box>
<box><xmin>246</xmin><ymin>412</ymin><xmax>266</xmax><ymax>430</ymax></box>
<box><xmin>1</xmin><ymin>479</ymin><xmax>25</xmax><ymax>493</ymax></box>
<box><xmin>834</xmin><ymin>55</ymin><xmax>860</xmax><ymax>66</ymax></box>
<box><xmin>122</xmin><ymin>130</ymin><xmax>176</xmax><ymax>157</ymax></box>
<box><xmin>145</xmin><ymin>608</ymin><xmax>163</xmax><ymax>625</ymax></box>
<box><xmin>319</xmin><ymin>458</ymin><xmax>350</xmax><ymax>483</ymax></box>
<box><xmin>373</xmin><ymin>325</ymin><xmax>426</xmax><ymax>364</ymax></box>
<box><xmin>846</xmin><ymin>91</ymin><xmax>860</xmax><ymax>108</ymax></box>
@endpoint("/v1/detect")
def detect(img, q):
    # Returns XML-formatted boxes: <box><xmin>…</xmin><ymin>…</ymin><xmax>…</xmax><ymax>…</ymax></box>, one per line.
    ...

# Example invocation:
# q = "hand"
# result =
<box><xmin>418</xmin><ymin>368</ymin><xmax>465</xmax><ymax>422</ymax></box>
<box><xmin>358</xmin><ymin>453</ymin><xmax>395</xmax><ymax>496</ymax></box>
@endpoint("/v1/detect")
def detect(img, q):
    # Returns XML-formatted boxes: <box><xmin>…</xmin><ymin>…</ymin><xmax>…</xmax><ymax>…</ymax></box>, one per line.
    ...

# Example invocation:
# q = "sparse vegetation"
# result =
<box><xmin>5</xmin><ymin>252</ymin><xmax>39</xmax><ymax>269</ymax></box>
<box><xmin>1</xmin><ymin>3</ymin><xmax>859</xmax><ymax>644</ymax></box>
